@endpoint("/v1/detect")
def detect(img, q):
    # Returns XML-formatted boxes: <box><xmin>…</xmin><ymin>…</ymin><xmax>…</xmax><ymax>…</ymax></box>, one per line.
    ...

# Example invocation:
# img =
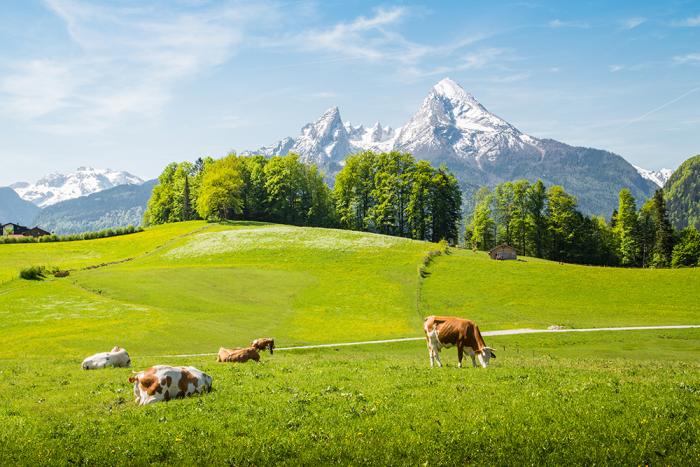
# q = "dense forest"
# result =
<box><xmin>465</xmin><ymin>180</ymin><xmax>700</xmax><ymax>268</ymax></box>
<box><xmin>144</xmin><ymin>151</ymin><xmax>462</xmax><ymax>244</ymax></box>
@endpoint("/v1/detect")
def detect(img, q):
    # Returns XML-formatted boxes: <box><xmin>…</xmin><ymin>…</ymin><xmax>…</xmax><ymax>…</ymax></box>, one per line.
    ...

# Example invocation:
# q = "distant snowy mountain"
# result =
<box><xmin>11</xmin><ymin>167</ymin><xmax>143</xmax><ymax>208</ymax></box>
<box><xmin>633</xmin><ymin>166</ymin><xmax>673</xmax><ymax>188</ymax></box>
<box><xmin>248</xmin><ymin>77</ymin><xmax>657</xmax><ymax>215</ymax></box>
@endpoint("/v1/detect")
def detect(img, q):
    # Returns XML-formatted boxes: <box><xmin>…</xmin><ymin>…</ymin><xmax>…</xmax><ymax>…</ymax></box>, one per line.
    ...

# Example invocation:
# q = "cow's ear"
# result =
<box><xmin>490</xmin><ymin>351</ymin><xmax>497</xmax><ymax>359</ymax></box>
<box><xmin>128</xmin><ymin>376</ymin><xmax>137</xmax><ymax>383</ymax></box>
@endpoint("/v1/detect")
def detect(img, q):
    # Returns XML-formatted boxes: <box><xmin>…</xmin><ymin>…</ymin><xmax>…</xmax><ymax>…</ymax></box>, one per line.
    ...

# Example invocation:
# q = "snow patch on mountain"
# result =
<box><xmin>11</xmin><ymin>167</ymin><xmax>143</xmax><ymax>207</ymax></box>
<box><xmin>633</xmin><ymin>166</ymin><xmax>673</xmax><ymax>188</ymax></box>
<box><xmin>248</xmin><ymin>77</ymin><xmax>540</xmax><ymax>169</ymax></box>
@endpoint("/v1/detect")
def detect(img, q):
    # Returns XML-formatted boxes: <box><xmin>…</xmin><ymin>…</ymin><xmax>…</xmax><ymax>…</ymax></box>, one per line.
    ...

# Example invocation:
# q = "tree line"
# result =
<box><xmin>144</xmin><ymin>151</ymin><xmax>462</xmax><ymax>243</ymax></box>
<box><xmin>466</xmin><ymin>180</ymin><xmax>700</xmax><ymax>267</ymax></box>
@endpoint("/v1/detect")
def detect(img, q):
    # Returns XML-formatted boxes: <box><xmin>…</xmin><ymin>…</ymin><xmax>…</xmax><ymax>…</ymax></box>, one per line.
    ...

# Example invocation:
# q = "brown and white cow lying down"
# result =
<box><xmin>217</xmin><ymin>346</ymin><xmax>260</xmax><ymax>363</ymax></box>
<box><xmin>423</xmin><ymin>316</ymin><xmax>496</xmax><ymax>368</ymax></box>
<box><xmin>81</xmin><ymin>346</ymin><xmax>131</xmax><ymax>370</ymax></box>
<box><xmin>128</xmin><ymin>365</ymin><xmax>212</xmax><ymax>405</ymax></box>
<box><xmin>251</xmin><ymin>338</ymin><xmax>275</xmax><ymax>354</ymax></box>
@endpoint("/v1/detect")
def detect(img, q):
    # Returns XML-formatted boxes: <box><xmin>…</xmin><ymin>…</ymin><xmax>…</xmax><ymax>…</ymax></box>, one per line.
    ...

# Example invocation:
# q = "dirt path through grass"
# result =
<box><xmin>142</xmin><ymin>324</ymin><xmax>700</xmax><ymax>357</ymax></box>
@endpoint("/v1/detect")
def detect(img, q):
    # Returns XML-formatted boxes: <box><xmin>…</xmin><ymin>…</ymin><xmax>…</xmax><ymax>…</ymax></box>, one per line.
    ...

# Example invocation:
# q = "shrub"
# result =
<box><xmin>53</xmin><ymin>270</ymin><xmax>70</xmax><ymax>278</ymax></box>
<box><xmin>20</xmin><ymin>266</ymin><xmax>47</xmax><ymax>281</ymax></box>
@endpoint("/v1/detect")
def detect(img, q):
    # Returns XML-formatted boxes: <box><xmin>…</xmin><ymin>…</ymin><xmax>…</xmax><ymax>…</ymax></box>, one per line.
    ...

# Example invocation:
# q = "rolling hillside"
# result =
<box><xmin>0</xmin><ymin>222</ymin><xmax>698</xmax><ymax>465</ymax></box>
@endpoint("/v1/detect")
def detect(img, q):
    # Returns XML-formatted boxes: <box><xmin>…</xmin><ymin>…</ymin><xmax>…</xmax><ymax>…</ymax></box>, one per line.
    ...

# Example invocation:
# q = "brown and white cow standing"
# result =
<box><xmin>128</xmin><ymin>365</ymin><xmax>212</xmax><ymax>405</ymax></box>
<box><xmin>217</xmin><ymin>346</ymin><xmax>260</xmax><ymax>363</ymax></box>
<box><xmin>423</xmin><ymin>316</ymin><xmax>496</xmax><ymax>368</ymax></box>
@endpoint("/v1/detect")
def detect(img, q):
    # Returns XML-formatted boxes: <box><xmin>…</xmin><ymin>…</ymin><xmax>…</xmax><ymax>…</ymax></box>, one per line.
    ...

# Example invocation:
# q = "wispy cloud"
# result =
<box><xmin>0</xmin><ymin>0</ymin><xmax>273</xmax><ymax>133</ymax></box>
<box><xmin>671</xmin><ymin>14</ymin><xmax>700</xmax><ymax>27</ymax></box>
<box><xmin>548</xmin><ymin>19</ymin><xmax>589</xmax><ymax>29</ymax></box>
<box><xmin>269</xmin><ymin>6</ymin><xmax>490</xmax><ymax>71</ymax></box>
<box><xmin>609</xmin><ymin>64</ymin><xmax>625</xmax><ymax>72</ymax></box>
<box><xmin>621</xmin><ymin>17</ymin><xmax>646</xmax><ymax>30</ymax></box>
<box><xmin>491</xmin><ymin>72</ymin><xmax>532</xmax><ymax>83</ymax></box>
<box><xmin>673</xmin><ymin>53</ymin><xmax>700</xmax><ymax>65</ymax></box>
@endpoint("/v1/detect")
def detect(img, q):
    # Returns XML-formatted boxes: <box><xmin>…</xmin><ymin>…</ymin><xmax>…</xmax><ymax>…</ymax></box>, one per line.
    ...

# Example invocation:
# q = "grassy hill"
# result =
<box><xmin>0</xmin><ymin>221</ymin><xmax>698</xmax><ymax>464</ymax></box>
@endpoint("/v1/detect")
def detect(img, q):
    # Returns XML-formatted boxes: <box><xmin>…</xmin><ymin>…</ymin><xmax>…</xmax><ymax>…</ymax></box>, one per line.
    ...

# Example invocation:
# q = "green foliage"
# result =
<box><xmin>466</xmin><ymin>180</ymin><xmax>620</xmax><ymax>266</ymax></box>
<box><xmin>467</xmin><ymin>186</ymin><xmax>495</xmax><ymax>250</ymax></box>
<box><xmin>19</xmin><ymin>265</ymin><xmax>46</xmax><ymax>280</ymax></box>
<box><xmin>650</xmin><ymin>189</ymin><xmax>674</xmax><ymax>267</ymax></box>
<box><xmin>144</xmin><ymin>159</ymin><xmax>211</xmax><ymax>225</ymax></box>
<box><xmin>196</xmin><ymin>154</ymin><xmax>245</xmax><ymax>221</ymax></box>
<box><xmin>672</xmin><ymin>227</ymin><xmax>700</xmax><ymax>267</ymax></box>
<box><xmin>614</xmin><ymin>188</ymin><xmax>640</xmax><ymax>266</ymax></box>
<box><xmin>665</xmin><ymin>154</ymin><xmax>700</xmax><ymax>230</ymax></box>
<box><xmin>334</xmin><ymin>152</ymin><xmax>462</xmax><ymax>243</ymax></box>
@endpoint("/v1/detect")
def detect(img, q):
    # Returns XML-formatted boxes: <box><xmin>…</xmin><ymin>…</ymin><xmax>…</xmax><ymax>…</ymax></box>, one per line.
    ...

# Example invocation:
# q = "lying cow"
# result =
<box><xmin>423</xmin><ymin>315</ymin><xmax>496</xmax><ymax>368</ymax></box>
<box><xmin>251</xmin><ymin>338</ymin><xmax>275</xmax><ymax>354</ymax></box>
<box><xmin>128</xmin><ymin>365</ymin><xmax>212</xmax><ymax>405</ymax></box>
<box><xmin>217</xmin><ymin>346</ymin><xmax>260</xmax><ymax>363</ymax></box>
<box><xmin>81</xmin><ymin>346</ymin><xmax>131</xmax><ymax>370</ymax></box>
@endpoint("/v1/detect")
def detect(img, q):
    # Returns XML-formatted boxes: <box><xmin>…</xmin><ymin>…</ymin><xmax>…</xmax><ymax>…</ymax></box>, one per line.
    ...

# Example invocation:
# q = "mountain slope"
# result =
<box><xmin>12</xmin><ymin>167</ymin><xmax>143</xmax><ymax>207</ymax></box>
<box><xmin>0</xmin><ymin>187</ymin><xmax>40</xmax><ymax>225</ymax></box>
<box><xmin>664</xmin><ymin>154</ymin><xmax>700</xmax><ymax>230</ymax></box>
<box><xmin>251</xmin><ymin>77</ymin><xmax>657</xmax><ymax>215</ymax></box>
<box><xmin>33</xmin><ymin>179</ymin><xmax>157</xmax><ymax>234</ymax></box>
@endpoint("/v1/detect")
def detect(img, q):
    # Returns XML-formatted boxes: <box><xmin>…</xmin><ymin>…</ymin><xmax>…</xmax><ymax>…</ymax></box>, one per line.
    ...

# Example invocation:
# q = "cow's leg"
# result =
<box><xmin>434</xmin><ymin>349</ymin><xmax>442</xmax><ymax>368</ymax></box>
<box><xmin>457</xmin><ymin>344</ymin><xmax>463</xmax><ymax>368</ymax></box>
<box><xmin>469</xmin><ymin>349</ymin><xmax>478</xmax><ymax>367</ymax></box>
<box><xmin>427</xmin><ymin>342</ymin><xmax>435</xmax><ymax>368</ymax></box>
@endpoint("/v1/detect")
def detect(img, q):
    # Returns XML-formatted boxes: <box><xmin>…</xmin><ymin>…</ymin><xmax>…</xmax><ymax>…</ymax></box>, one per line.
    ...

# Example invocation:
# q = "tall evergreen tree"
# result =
<box><xmin>650</xmin><ymin>189</ymin><xmax>674</xmax><ymax>267</ymax></box>
<box><xmin>430</xmin><ymin>165</ymin><xmax>462</xmax><ymax>243</ymax></box>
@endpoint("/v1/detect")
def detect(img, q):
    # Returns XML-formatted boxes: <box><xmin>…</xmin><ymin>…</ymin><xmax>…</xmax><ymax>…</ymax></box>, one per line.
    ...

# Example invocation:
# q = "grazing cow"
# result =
<box><xmin>423</xmin><ymin>316</ymin><xmax>496</xmax><ymax>368</ymax></box>
<box><xmin>81</xmin><ymin>346</ymin><xmax>131</xmax><ymax>370</ymax></box>
<box><xmin>128</xmin><ymin>365</ymin><xmax>212</xmax><ymax>405</ymax></box>
<box><xmin>217</xmin><ymin>346</ymin><xmax>260</xmax><ymax>363</ymax></box>
<box><xmin>251</xmin><ymin>338</ymin><xmax>275</xmax><ymax>355</ymax></box>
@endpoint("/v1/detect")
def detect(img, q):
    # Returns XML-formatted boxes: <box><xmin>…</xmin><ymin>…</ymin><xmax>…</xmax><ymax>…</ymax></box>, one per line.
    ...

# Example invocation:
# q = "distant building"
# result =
<box><xmin>489</xmin><ymin>244</ymin><xmax>517</xmax><ymax>260</ymax></box>
<box><xmin>1</xmin><ymin>223</ymin><xmax>51</xmax><ymax>238</ymax></box>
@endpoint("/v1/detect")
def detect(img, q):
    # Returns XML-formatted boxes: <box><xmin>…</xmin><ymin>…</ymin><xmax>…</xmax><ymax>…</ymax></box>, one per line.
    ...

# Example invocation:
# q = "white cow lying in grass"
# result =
<box><xmin>81</xmin><ymin>346</ymin><xmax>131</xmax><ymax>370</ymax></box>
<box><xmin>128</xmin><ymin>365</ymin><xmax>212</xmax><ymax>405</ymax></box>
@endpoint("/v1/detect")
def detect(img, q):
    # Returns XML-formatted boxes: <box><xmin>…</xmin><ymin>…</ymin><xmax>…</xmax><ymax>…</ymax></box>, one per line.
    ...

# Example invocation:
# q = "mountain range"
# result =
<box><xmin>249</xmin><ymin>77</ymin><xmax>661</xmax><ymax>216</ymax></box>
<box><xmin>11</xmin><ymin>167</ymin><xmax>143</xmax><ymax>208</ymax></box>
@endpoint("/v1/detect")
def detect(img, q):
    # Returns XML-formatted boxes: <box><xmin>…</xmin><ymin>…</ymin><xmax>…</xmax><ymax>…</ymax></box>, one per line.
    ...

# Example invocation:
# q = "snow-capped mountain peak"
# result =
<box><xmin>11</xmin><ymin>167</ymin><xmax>143</xmax><ymax>207</ymax></box>
<box><xmin>634</xmin><ymin>166</ymin><xmax>673</xmax><ymax>188</ymax></box>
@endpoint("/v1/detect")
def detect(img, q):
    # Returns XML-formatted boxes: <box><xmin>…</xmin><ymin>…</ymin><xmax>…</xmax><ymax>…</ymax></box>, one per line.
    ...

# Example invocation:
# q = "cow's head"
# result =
<box><xmin>252</xmin><ymin>338</ymin><xmax>275</xmax><ymax>355</ymax></box>
<box><xmin>477</xmin><ymin>347</ymin><xmax>496</xmax><ymax>368</ymax></box>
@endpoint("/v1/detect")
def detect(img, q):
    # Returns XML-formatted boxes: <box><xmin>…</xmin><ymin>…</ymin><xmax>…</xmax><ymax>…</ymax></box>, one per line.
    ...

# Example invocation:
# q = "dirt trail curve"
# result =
<box><xmin>144</xmin><ymin>325</ymin><xmax>700</xmax><ymax>358</ymax></box>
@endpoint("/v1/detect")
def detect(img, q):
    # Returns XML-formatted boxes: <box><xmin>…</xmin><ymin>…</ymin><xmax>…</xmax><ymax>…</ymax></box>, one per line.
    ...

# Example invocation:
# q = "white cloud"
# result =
<box><xmin>491</xmin><ymin>72</ymin><xmax>531</xmax><ymax>83</ymax></box>
<box><xmin>609</xmin><ymin>64</ymin><xmax>625</xmax><ymax>72</ymax></box>
<box><xmin>0</xmin><ymin>0</ymin><xmax>272</xmax><ymax>133</ymax></box>
<box><xmin>621</xmin><ymin>17</ymin><xmax>646</xmax><ymax>30</ymax></box>
<box><xmin>671</xmin><ymin>15</ymin><xmax>700</xmax><ymax>27</ymax></box>
<box><xmin>548</xmin><ymin>19</ymin><xmax>590</xmax><ymax>29</ymax></box>
<box><xmin>271</xmin><ymin>7</ymin><xmax>487</xmax><ymax>69</ymax></box>
<box><xmin>673</xmin><ymin>53</ymin><xmax>700</xmax><ymax>64</ymax></box>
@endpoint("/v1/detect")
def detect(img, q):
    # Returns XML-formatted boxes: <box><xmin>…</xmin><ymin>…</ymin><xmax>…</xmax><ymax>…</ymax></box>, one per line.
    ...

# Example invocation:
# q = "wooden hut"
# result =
<box><xmin>1</xmin><ymin>223</ymin><xmax>51</xmax><ymax>237</ymax></box>
<box><xmin>489</xmin><ymin>244</ymin><xmax>517</xmax><ymax>260</ymax></box>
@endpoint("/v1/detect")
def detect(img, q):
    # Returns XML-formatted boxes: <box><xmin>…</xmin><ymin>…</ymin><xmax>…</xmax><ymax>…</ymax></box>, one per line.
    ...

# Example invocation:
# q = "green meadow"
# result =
<box><xmin>0</xmin><ymin>221</ymin><xmax>698</xmax><ymax>465</ymax></box>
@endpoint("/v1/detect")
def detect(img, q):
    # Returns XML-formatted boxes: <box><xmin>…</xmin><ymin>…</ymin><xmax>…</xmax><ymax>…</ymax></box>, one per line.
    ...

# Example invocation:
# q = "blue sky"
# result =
<box><xmin>1</xmin><ymin>0</ymin><xmax>699</xmax><ymax>184</ymax></box>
